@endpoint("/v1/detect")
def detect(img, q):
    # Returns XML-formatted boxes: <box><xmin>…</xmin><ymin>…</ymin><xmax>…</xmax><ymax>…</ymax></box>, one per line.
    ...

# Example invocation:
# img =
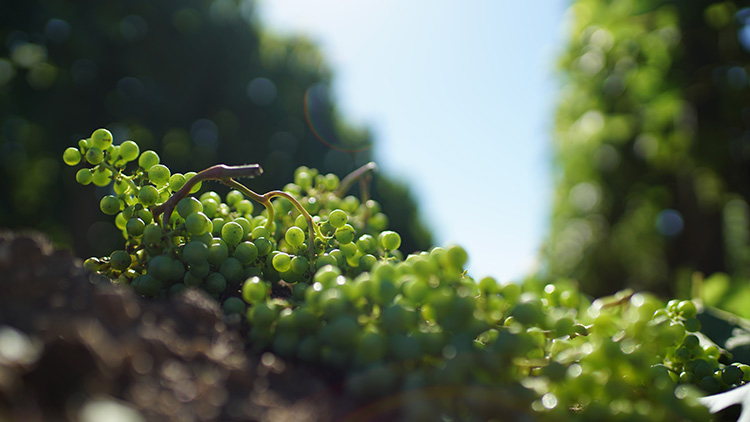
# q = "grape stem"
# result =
<box><xmin>334</xmin><ymin>162</ymin><xmax>377</xmax><ymax>197</ymax></box>
<box><xmin>152</xmin><ymin>164</ymin><xmax>263</xmax><ymax>226</ymax></box>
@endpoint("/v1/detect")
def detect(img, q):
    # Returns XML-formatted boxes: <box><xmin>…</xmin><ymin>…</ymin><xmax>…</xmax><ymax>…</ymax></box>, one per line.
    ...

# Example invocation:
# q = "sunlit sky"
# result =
<box><xmin>258</xmin><ymin>1</ymin><xmax>569</xmax><ymax>282</ymax></box>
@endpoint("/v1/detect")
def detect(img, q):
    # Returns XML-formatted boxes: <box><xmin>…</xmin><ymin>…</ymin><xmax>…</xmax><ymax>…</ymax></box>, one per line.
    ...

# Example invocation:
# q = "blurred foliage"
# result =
<box><xmin>545</xmin><ymin>0</ymin><xmax>750</xmax><ymax>297</ymax></box>
<box><xmin>0</xmin><ymin>0</ymin><xmax>431</xmax><ymax>257</ymax></box>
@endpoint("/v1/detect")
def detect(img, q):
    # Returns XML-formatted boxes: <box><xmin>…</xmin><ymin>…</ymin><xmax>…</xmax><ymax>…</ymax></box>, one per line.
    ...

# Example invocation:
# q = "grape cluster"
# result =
<box><xmin>65</xmin><ymin>129</ymin><xmax>741</xmax><ymax>421</ymax></box>
<box><xmin>655</xmin><ymin>299</ymin><xmax>750</xmax><ymax>394</ymax></box>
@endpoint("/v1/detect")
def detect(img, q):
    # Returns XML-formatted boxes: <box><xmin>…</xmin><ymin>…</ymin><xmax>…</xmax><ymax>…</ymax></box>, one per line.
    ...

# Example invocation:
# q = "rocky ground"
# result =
<box><xmin>0</xmin><ymin>232</ymin><xmax>396</xmax><ymax>422</ymax></box>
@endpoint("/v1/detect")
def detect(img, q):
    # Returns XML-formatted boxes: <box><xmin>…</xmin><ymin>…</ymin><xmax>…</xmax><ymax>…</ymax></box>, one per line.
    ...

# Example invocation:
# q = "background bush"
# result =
<box><xmin>545</xmin><ymin>0</ymin><xmax>750</xmax><ymax>297</ymax></box>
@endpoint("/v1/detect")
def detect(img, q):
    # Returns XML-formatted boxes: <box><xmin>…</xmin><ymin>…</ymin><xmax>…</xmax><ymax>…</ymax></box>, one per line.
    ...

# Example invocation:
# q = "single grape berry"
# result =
<box><xmin>138</xmin><ymin>185</ymin><xmax>159</xmax><ymax>207</ymax></box>
<box><xmin>285</xmin><ymin>226</ymin><xmax>305</xmax><ymax>247</ymax></box>
<box><xmin>272</xmin><ymin>253</ymin><xmax>292</xmax><ymax>272</ymax></box>
<box><xmin>119</xmin><ymin>140</ymin><xmax>140</xmax><ymax>162</ymax></box>
<box><xmin>138</xmin><ymin>150</ymin><xmax>160</xmax><ymax>170</ymax></box>
<box><xmin>242</xmin><ymin>277</ymin><xmax>269</xmax><ymax>304</ymax></box>
<box><xmin>176</xmin><ymin>197</ymin><xmax>203</xmax><ymax>218</ymax></box>
<box><xmin>126</xmin><ymin>217</ymin><xmax>146</xmax><ymax>237</ymax></box>
<box><xmin>328</xmin><ymin>209</ymin><xmax>348</xmax><ymax>228</ymax></box>
<box><xmin>234</xmin><ymin>241</ymin><xmax>259</xmax><ymax>264</ymax></box>
<box><xmin>169</xmin><ymin>173</ymin><xmax>186</xmax><ymax>191</ymax></box>
<box><xmin>110</xmin><ymin>250</ymin><xmax>131</xmax><ymax>271</ymax></box>
<box><xmin>91</xmin><ymin>128</ymin><xmax>113</xmax><ymax>149</ymax></box>
<box><xmin>222</xmin><ymin>221</ymin><xmax>244</xmax><ymax>246</ymax></box>
<box><xmin>100</xmin><ymin>195</ymin><xmax>121</xmax><ymax>215</ymax></box>
<box><xmin>76</xmin><ymin>168</ymin><xmax>93</xmax><ymax>185</ymax></box>
<box><xmin>63</xmin><ymin>147</ymin><xmax>81</xmax><ymax>166</ymax></box>
<box><xmin>86</xmin><ymin>147</ymin><xmax>104</xmax><ymax>165</ymax></box>
<box><xmin>378</xmin><ymin>230</ymin><xmax>402</xmax><ymax>251</ymax></box>
<box><xmin>92</xmin><ymin>168</ymin><xmax>113</xmax><ymax>187</ymax></box>
<box><xmin>148</xmin><ymin>164</ymin><xmax>171</xmax><ymax>187</ymax></box>
<box><xmin>335</xmin><ymin>224</ymin><xmax>355</xmax><ymax>244</ymax></box>
<box><xmin>185</xmin><ymin>212</ymin><xmax>212</xmax><ymax>236</ymax></box>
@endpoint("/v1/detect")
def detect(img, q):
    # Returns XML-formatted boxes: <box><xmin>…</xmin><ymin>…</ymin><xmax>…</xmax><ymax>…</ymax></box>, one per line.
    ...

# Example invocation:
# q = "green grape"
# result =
<box><xmin>328</xmin><ymin>209</ymin><xmax>348</xmax><ymax>228</ymax></box>
<box><xmin>223</xmin><ymin>297</ymin><xmax>246</xmax><ymax>315</ymax></box>
<box><xmin>219</xmin><ymin>257</ymin><xmax>244</xmax><ymax>284</ymax></box>
<box><xmin>356</xmin><ymin>235</ymin><xmax>376</xmax><ymax>254</ymax></box>
<box><xmin>234</xmin><ymin>217</ymin><xmax>253</xmax><ymax>240</ymax></box>
<box><xmin>368</xmin><ymin>212</ymin><xmax>388</xmax><ymax>231</ymax></box>
<box><xmin>200</xmin><ymin>191</ymin><xmax>221</xmax><ymax>203</ymax></box>
<box><xmin>63</xmin><ymin>147</ymin><xmax>81</xmax><ymax>166</ymax></box>
<box><xmin>138</xmin><ymin>185</ymin><xmax>159</xmax><ymax>206</ymax></box>
<box><xmin>110</xmin><ymin>250</ymin><xmax>131</xmax><ymax>271</ymax></box>
<box><xmin>212</xmin><ymin>217</ymin><xmax>226</xmax><ymax>236</ymax></box>
<box><xmin>138</xmin><ymin>209</ymin><xmax>153</xmax><ymax>224</ymax></box>
<box><xmin>294</xmin><ymin>214</ymin><xmax>308</xmax><ymax>230</ymax></box>
<box><xmin>189</xmin><ymin>261</ymin><xmax>210</xmax><ymax>278</ymax></box>
<box><xmin>205</xmin><ymin>273</ymin><xmax>227</xmax><ymax>294</ymax></box>
<box><xmin>252</xmin><ymin>226</ymin><xmax>271</xmax><ymax>240</ymax></box>
<box><xmin>138</xmin><ymin>150</ymin><xmax>160</xmax><ymax>170</ymax></box>
<box><xmin>76</xmin><ymin>168</ymin><xmax>93</xmax><ymax>185</ymax></box>
<box><xmin>176</xmin><ymin>197</ymin><xmax>203</xmax><ymax>218</ymax></box>
<box><xmin>335</xmin><ymin>224</ymin><xmax>355</xmax><ymax>244</ymax></box>
<box><xmin>119</xmin><ymin>140</ymin><xmax>139</xmax><ymax>162</ymax></box>
<box><xmin>201</xmin><ymin>198</ymin><xmax>219</xmax><ymax>218</ymax></box>
<box><xmin>115</xmin><ymin>212</ymin><xmax>127</xmax><ymax>231</ymax></box>
<box><xmin>169</xmin><ymin>173</ymin><xmax>186</xmax><ymax>192</ymax></box>
<box><xmin>234</xmin><ymin>241</ymin><xmax>258</xmax><ymax>265</ymax></box>
<box><xmin>142</xmin><ymin>223</ymin><xmax>163</xmax><ymax>245</ymax></box>
<box><xmin>148</xmin><ymin>164</ymin><xmax>171</xmax><ymax>187</ymax></box>
<box><xmin>183</xmin><ymin>241</ymin><xmax>209</xmax><ymax>265</ymax></box>
<box><xmin>242</xmin><ymin>277</ymin><xmax>269</xmax><ymax>304</ymax></box>
<box><xmin>444</xmin><ymin>244</ymin><xmax>468</xmax><ymax>269</ymax></box>
<box><xmin>149</xmin><ymin>255</ymin><xmax>175</xmax><ymax>281</ymax></box>
<box><xmin>684</xmin><ymin>317</ymin><xmax>701</xmax><ymax>333</ymax></box>
<box><xmin>359</xmin><ymin>254</ymin><xmax>377</xmax><ymax>270</ymax></box>
<box><xmin>378</xmin><ymin>230</ymin><xmax>402</xmax><ymax>251</ymax></box>
<box><xmin>99</xmin><ymin>195</ymin><xmax>121</xmax><ymax>215</ymax></box>
<box><xmin>324</xmin><ymin>173</ymin><xmax>340</xmax><ymax>191</ymax></box>
<box><xmin>722</xmin><ymin>365</ymin><xmax>743</xmax><ymax>385</ymax></box>
<box><xmin>222</xmin><ymin>221</ymin><xmax>244</xmax><ymax>246</ymax></box>
<box><xmin>290</xmin><ymin>256</ymin><xmax>308</xmax><ymax>274</ymax></box>
<box><xmin>91</xmin><ymin>128</ymin><xmax>113</xmax><ymax>149</ymax></box>
<box><xmin>183</xmin><ymin>271</ymin><xmax>203</xmax><ymax>287</ymax></box>
<box><xmin>254</xmin><ymin>237</ymin><xmax>272</xmax><ymax>256</ymax></box>
<box><xmin>226</xmin><ymin>189</ymin><xmax>244</xmax><ymax>206</ymax></box>
<box><xmin>113</xmin><ymin>179</ymin><xmax>130</xmax><ymax>195</ymax></box>
<box><xmin>185</xmin><ymin>212</ymin><xmax>212</xmax><ymax>236</ymax></box>
<box><xmin>85</xmin><ymin>146</ymin><xmax>104</xmax><ymax>165</ymax></box>
<box><xmin>236</xmin><ymin>199</ymin><xmax>254</xmax><ymax>215</ymax></box>
<box><xmin>208</xmin><ymin>240</ymin><xmax>229</xmax><ymax>266</ymax></box>
<box><xmin>272</xmin><ymin>253</ymin><xmax>292</xmax><ymax>272</ymax></box>
<box><xmin>133</xmin><ymin>274</ymin><xmax>161</xmax><ymax>297</ymax></box>
<box><xmin>285</xmin><ymin>226</ymin><xmax>305</xmax><ymax>247</ymax></box>
<box><xmin>92</xmin><ymin>168</ymin><xmax>112</xmax><ymax>187</ymax></box>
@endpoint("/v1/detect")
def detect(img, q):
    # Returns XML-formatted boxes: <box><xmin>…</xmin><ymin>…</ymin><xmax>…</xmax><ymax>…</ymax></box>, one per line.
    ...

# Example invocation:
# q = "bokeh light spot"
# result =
<box><xmin>247</xmin><ymin>77</ymin><xmax>277</xmax><ymax>106</ymax></box>
<box><xmin>655</xmin><ymin>209</ymin><xmax>684</xmax><ymax>237</ymax></box>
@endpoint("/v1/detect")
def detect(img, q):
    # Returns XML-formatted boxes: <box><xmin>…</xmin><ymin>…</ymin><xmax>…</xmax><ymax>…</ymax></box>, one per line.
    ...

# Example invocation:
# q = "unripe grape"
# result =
<box><xmin>677</xmin><ymin>300</ymin><xmax>697</xmax><ymax>318</ymax></box>
<box><xmin>138</xmin><ymin>185</ymin><xmax>159</xmax><ymax>206</ymax></box>
<box><xmin>254</xmin><ymin>237</ymin><xmax>272</xmax><ymax>256</ymax></box>
<box><xmin>234</xmin><ymin>241</ymin><xmax>258</xmax><ymax>264</ymax></box>
<box><xmin>252</xmin><ymin>226</ymin><xmax>271</xmax><ymax>240</ymax></box>
<box><xmin>184</xmin><ymin>172</ymin><xmax>202</xmax><ymax>193</ymax></box>
<box><xmin>85</xmin><ymin>147</ymin><xmax>104</xmax><ymax>165</ymax></box>
<box><xmin>63</xmin><ymin>147</ymin><xmax>81</xmax><ymax>166</ymax></box>
<box><xmin>185</xmin><ymin>212</ymin><xmax>212</xmax><ymax>236</ymax></box>
<box><xmin>126</xmin><ymin>217</ymin><xmax>145</xmax><ymax>237</ymax></box>
<box><xmin>138</xmin><ymin>150</ymin><xmax>160</xmax><ymax>170</ymax></box>
<box><xmin>222</xmin><ymin>221</ymin><xmax>244</xmax><ymax>246</ymax></box>
<box><xmin>208</xmin><ymin>240</ymin><xmax>229</xmax><ymax>265</ymax></box>
<box><xmin>328</xmin><ymin>209</ymin><xmax>348</xmax><ymax>228</ymax></box>
<box><xmin>272</xmin><ymin>253</ymin><xmax>292</xmax><ymax>272</ymax></box>
<box><xmin>234</xmin><ymin>217</ymin><xmax>252</xmax><ymax>240</ymax></box>
<box><xmin>100</xmin><ymin>195</ymin><xmax>121</xmax><ymax>215</ymax></box>
<box><xmin>168</xmin><ymin>173</ymin><xmax>186</xmax><ymax>192</ymax></box>
<box><xmin>133</xmin><ymin>274</ymin><xmax>161</xmax><ymax>297</ymax></box>
<box><xmin>226</xmin><ymin>189</ymin><xmax>243</xmax><ymax>206</ymax></box>
<box><xmin>92</xmin><ymin>168</ymin><xmax>113</xmax><ymax>187</ymax></box>
<box><xmin>684</xmin><ymin>317</ymin><xmax>701</xmax><ymax>333</ymax></box>
<box><xmin>143</xmin><ymin>223</ymin><xmax>163</xmax><ymax>245</ymax></box>
<box><xmin>285</xmin><ymin>226</ymin><xmax>305</xmax><ymax>247</ymax></box>
<box><xmin>236</xmin><ymin>199</ymin><xmax>254</xmax><ymax>215</ymax></box>
<box><xmin>110</xmin><ymin>250</ymin><xmax>131</xmax><ymax>271</ymax></box>
<box><xmin>722</xmin><ymin>365</ymin><xmax>744</xmax><ymax>385</ymax></box>
<box><xmin>149</xmin><ymin>255</ymin><xmax>174</xmax><ymax>281</ymax></box>
<box><xmin>119</xmin><ymin>140</ymin><xmax>139</xmax><ymax>162</ymax></box>
<box><xmin>219</xmin><ymin>257</ymin><xmax>244</xmax><ymax>283</ymax></box>
<box><xmin>324</xmin><ymin>173</ymin><xmax>340</xmax><ymax>191</ymax></box>
<box><xmin>91</xmin><ymin>128</ymin><xmax>113</xmax><ymax>149</ymax></box>
<box><xmin>223</xmin><ymin>297</ymin><xmax>245</xmax><ymax>315</ymax></box>
<box><xmin>378</xmin><ymin>230</ymin><xmax>401</xmax><ymax>251</ymax></box>
<box><xmin>205</xmin><ymin>273</ymin><xmax>227</xmax><ymax>294</ymax></box>
<box><xmin>242</xmin><ymin>276</ymin><xmax>269</xmax><ymax>304</ymax></box>
<box><xmin>176</xmin><ymin>197</ymin><xmax>203</xmax><ymax>218</ymax></box>
<box><xmin>183</xmin><ymin>241</ymin><xmax>209</xmax><ymax>265</ymax></box>
<box><xmin>148</xmin><ymin>164</ymin><xmax>171</xmax><ymax>187</ymax></box>
<box><xmin>335</xmin><ymin>224</ymin><xmax>355</xmax><ymax>244</ymax></box>
<box><xmin>76</xmin><ymin>168</ymin><xmax>93</xmax><ymax>185</ymax></box>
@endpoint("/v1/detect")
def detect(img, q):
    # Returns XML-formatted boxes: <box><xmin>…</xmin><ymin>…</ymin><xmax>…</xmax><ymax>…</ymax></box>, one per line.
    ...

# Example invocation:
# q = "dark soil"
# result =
<box><xmin>0</xmin><ymin>231</ymin><xmax>386</xmax><ymax>422</ymax></box>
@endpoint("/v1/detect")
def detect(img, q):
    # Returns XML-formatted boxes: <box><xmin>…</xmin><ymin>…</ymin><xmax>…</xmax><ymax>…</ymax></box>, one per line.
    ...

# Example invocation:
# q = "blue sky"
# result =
<box><xmin>258</xmin><ymin>1</ymin><xmax>570</xmax><ymax>282</ymax></box>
